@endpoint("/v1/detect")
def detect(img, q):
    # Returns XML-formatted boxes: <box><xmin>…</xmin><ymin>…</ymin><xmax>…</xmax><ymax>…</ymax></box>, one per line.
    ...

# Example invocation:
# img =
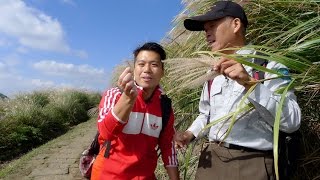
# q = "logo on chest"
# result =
<box><xmin>123</xmin><ymin>112</ymin><xmax>162</xmax><ymax>137</ymax></box>
<box><xmin>150</xmin><ymin>123</ymin><xmax>159</xmax><ymax>130</ymax></box>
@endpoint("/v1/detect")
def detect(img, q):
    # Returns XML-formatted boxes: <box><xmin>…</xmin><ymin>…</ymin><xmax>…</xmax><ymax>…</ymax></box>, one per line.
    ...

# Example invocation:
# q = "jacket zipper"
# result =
<box><xmin>140</xmin><ymin>104</ymin><xmax>147</xmax><ymax>133</ymax></box>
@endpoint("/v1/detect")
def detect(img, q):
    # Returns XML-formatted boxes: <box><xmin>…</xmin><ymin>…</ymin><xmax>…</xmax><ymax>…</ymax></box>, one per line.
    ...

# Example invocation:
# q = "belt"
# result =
<box><xmin>210</xmin><ymin>141</ymin><xmax>272</xmax><ymax>154</ymax></box>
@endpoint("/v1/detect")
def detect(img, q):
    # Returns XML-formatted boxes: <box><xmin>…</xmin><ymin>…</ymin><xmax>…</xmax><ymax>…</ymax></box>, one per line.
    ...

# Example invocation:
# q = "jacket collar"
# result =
<box><xmin>135</xmin><ymin>83</ymin><xmax>166</xmax><ymax>102</ymax></box>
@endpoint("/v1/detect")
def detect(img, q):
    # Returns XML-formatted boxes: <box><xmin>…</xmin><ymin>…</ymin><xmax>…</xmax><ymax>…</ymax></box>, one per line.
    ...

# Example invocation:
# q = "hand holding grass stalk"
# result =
<box><xmin>213</xmin><ymin>56</ymin><xmax>258</xmax><ymax>90</ymax></box>
<box><xmin>165</xmin><ymin>54</ymin><xmax>264</xmax><ymax>92</ymax></box>
<box><xmin>117</xmin><ymin>67</ymin><xmax>137</xmax><ymax>98</ymax></box>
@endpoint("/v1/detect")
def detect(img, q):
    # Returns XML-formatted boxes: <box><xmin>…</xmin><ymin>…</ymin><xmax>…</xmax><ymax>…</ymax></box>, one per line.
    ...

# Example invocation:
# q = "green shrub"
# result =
<box><xmin>29</xmin><ymin>92</ymin><xmax>50</xmax><ymax>107</ymax></box>
<box><xmin>37</xmin><ymin>104</ymin><xmax>69</xmax><ymax>141</ymax></box>
<box><xmin>0</xmin><ymin>119</ymin><xmax>42</xmax><ymax>161</ymax></box>
<box><xmin>0</xmin><ymin>103</ymin><xmax>5</xmax><ymax>120</ymax></box>
<box><xmin>7</xmin><ymin>106</ymin><xmax>46</xmax><ymax>128</ymax></box>
<box><xmin>14</xmin><ymin>91</ymin><xmax>50</xmax><ymax>108</ymax></box>
<box><xmin>0</xmin><ymin>89</ymin><xmax>100</xmax><ymax>162</ymax></box>
<box><xmin>87</xmin><ymin>92</ymin><xmax>101</xmax><ymax>108</ymax></box>
<box><xmin>51</xmin><ymin>91</ymin><xmax>89</xmax><ymax>125</ymax></box>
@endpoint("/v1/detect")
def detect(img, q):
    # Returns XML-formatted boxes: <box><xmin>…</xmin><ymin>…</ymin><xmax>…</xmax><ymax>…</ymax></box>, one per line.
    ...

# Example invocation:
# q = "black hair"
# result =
<box><xmin>133</xmin><ymin>42</ymin><xmax>166</xmax><ymax>61</ymax></box>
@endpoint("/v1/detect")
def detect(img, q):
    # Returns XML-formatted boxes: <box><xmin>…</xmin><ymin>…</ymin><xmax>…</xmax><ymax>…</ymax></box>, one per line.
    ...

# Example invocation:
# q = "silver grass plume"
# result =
<box><xmin>165</xmin><ymin>55</ymin><xmax>220</xmax><ymax>91</ymax></box>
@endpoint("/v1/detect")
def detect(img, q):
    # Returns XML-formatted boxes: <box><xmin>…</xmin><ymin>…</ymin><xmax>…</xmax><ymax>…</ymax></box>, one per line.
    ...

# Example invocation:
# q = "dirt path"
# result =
<box><xmin>1</xmin><ymin>119</ymin><xmax>97</xmax><ymax>180</ymax></box>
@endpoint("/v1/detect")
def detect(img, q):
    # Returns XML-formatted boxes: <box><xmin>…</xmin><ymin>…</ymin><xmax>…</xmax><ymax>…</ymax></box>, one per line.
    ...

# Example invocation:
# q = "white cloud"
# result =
<box><xmin>0</xmin><ymin>58</ymin><xmax>32</xmax><ymax>96</ymax></box>
<box><xmin>61</xmin><ymin>0</ymin><xmax>76</xmax><ymax>6</ymax></box>
<box><xmin>0</xmin><ymin>0</ymin><xmax>69</xmax><ymax>53</ymax></box>
<box><xmin>0</xmin><ymin>37</ymin><xmax>11</xmax><ymax>47</ymax></box>
<box><xmin>1</xmin><ymin>56</ymin><xmax>109</xmax><ymax>97</ymax></box>
<box><xmin>31</xmin><ymin>79</ymin><xmax>55</xmax><ymax>87</ymax></box>
<box><xmin>0</xmin><ymin>74</ymin><xmax>29</xmax><ymax>96</ymax></box>
<box><xmin>0</xmin><ymin>62</ymin><xmax>5</xmax><ymax>70</ymax></box>
<box><xmin>32</xmin><ymin>60</ymin><xmax>110</xmax><ymax>93</ymax></box>
<box><xmin>31</xmin><ymin>79</ymin><xmax>75</xmax><ymax>90</ymax></box>
<box><xmin>16</xmin><ymin>46</ymin><xmax>29</xmax><ymax>54</ymax></box>
<box><xmin>33</xmin><ymin>60</ymin><xmax>105</xmax><ymax>77</ymax></box>
<box><xmin>0</xmin><ymin>61</ymin><xmax>9</xmax><ymax>76</ymax></box>
<box><xmin>0</xmin><ymin>0</ymin><xmax>69</xmax><ymax>52</ymax></box>
<box><xmin>73</xmin><ymin>50</ymin><xmax>88</xmax><ymax>59</ymax></box>
<box><xmin>0</xmin><ymin>73</ymin><xmax>108</xmax><ymax>97</ymax></box>
<box><xmin>2</xmin><ymin>54</ymin><xmax>21</xmax><ymax>67</ymax></box>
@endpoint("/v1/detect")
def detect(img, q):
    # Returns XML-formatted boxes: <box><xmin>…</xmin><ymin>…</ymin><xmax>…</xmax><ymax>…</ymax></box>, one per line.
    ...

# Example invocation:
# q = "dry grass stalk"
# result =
<box><xmin>165</xmin><ymin>55</ymin><xmax>219</xmax><ymax>91</ymax></box>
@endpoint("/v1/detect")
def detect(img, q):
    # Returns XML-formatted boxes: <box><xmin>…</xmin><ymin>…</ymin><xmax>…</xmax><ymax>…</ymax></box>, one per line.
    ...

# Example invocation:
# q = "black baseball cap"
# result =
<box><xmin>184</xmin><ymin>1</ymin><xmax>248</xmax><ymax>31</ymax></box>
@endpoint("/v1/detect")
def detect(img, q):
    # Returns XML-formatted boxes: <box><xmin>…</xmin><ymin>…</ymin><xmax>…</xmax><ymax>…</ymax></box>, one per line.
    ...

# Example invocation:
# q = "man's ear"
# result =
<box><xmin>232</xmin><ymin>18</ymin><xmax>242</xmax><ymax>34</ymax></box>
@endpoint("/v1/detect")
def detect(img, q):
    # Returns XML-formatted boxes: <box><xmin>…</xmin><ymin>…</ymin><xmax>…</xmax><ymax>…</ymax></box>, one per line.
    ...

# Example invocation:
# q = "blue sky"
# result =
<box><xmin>0</xmin><ymin>0</ymin><xmax>183</xmax><ymax>97</ymax></box>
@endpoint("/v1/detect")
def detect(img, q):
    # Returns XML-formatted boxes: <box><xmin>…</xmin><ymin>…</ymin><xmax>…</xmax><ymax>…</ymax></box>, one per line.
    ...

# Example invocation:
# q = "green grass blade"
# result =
<box><xmin>201</xmin><ymin>104</ymin><xmax>254</xmax><ymax>133</ymax></box>
<box><xmin>222</xmin><ymin>84</ymin><xmax>258</xmax><ymax>141</ymax></box>
<box><xmin>182</xmin><ymin>141</ymin><xmax>196</xmax><ymax>180</ymax></box>
<box><xmin>273</xmin><ymin>79</ymin><xmax>296</xmax><ymax>180</ymax></box>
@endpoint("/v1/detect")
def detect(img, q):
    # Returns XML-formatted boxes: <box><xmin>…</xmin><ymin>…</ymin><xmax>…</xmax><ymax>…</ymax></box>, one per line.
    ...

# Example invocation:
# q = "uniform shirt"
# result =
<box><xmin>187</xmin><ymin>49</ymin><xmax>301</xmax><ymax>151</ymax></box>
<box><xmin>95</xmin><ymin>85</ymin><xmax>177</xmax><ymax>180</ymax></box>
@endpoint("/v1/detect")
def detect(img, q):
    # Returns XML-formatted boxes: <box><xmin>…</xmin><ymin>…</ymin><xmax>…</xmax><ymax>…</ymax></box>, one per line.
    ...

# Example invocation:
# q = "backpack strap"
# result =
<box><xmin>103</xmin><ymin>140</ymin><xmax>111</xmax><ymax>158</ymax></box>
<box><xmin>252</xmin><ymin>58</ymin><xmax>268</xmax><ymax>81</ymax></box>
<box><xmin>88</xmin><ymin>131</ymin><xmax>101</xmax><ymax>156</ymax></box>
<box><xmin>208</xmin><ymin>80</ymin><xmax>213</xmax><ymax>97</ymax></box>
<box><xmin>157</xmin><ymin>94</ymin><xmax>172</xmax><ymax>157</ymax></box>
<box><xmin>205</xmin><ymin>80</ymin><xmax>213</xmax><ymax>138</ymax></box>
<box><xmin>160</xmin><ymin>94</ymin><xmax>172</xmax><ymax>133</ymax></box>
<box><xmin>278</xmin><ymin>130</ymin><xmax>301</xmax><ymax>178</ymax></box>
<box><xmin>89</xmin><ymin>131</ymin><xmax>112</xmax><ymax>158</ymax></box>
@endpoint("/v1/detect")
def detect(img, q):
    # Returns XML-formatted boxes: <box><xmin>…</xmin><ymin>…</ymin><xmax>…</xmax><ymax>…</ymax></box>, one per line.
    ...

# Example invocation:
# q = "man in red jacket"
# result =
<box><xmin>91</xmin><ymin>42</ymin><xmax>179</xmax><ymax>180</ymax></box>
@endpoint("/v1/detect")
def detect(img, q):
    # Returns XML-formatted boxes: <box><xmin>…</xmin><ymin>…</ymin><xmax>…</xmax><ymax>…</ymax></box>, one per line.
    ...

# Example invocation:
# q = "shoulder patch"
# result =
<box><xmin>277</xmin><ymin>68</ymin><xmax>291</xmax><ymax>81</ymax></box>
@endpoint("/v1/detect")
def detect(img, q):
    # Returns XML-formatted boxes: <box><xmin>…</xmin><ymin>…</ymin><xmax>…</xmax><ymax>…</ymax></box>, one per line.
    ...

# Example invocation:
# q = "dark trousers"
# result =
<box><xmin>195</xmin><ymin>143</ymin><xmax>275</xmax><ymax>180</ymax></box>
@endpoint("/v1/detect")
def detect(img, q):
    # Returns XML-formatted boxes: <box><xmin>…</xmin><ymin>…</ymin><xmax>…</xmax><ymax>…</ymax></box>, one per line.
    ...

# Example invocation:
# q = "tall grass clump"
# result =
<box><xmin>0</xmin><ymin>89</ymin><xmax>101</xmax><ymax>163</ymax></box>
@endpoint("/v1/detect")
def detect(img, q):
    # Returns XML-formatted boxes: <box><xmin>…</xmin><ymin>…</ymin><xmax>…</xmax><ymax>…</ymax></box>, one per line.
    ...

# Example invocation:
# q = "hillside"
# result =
<box><xmin>0</xmin><ymin>93</ymin><xmax>8</xmax><ymax>100</ymax></box>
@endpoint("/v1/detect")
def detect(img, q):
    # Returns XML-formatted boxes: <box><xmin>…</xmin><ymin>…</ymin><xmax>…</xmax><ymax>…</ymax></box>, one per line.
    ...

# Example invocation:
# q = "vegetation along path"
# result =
<box><xmin>0</xmin><ymin>118</ymin><xmax>97</xmax><ymax>180</ymax></box>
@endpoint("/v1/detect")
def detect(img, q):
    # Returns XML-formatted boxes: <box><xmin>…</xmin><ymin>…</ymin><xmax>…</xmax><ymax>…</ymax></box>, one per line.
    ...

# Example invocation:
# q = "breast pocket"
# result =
<box><xmin>211</xmin><ymin>83</ymin><xmax>222</xmax><ymax>96</ymax></box>
<box><xmin>209</xmin><ymin>83</ymin><xmax>222</xmax><ymax>112</ymax></box>
<box><xmin>209</xmin><ymin>76</ymin><xmax>224</xmax><ymax>98</ymax></box>
<box><xmin>232</xmin><ymin>82</ymin><xmax>245</xmax><ymax>97</ymax></box>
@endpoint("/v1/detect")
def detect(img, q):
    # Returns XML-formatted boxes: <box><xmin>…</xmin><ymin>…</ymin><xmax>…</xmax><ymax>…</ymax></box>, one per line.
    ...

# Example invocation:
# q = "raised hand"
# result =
<box><xmin>118</xmin><ymin>67</ymin><xmax>138</xmax><ymax>99</ymax></box>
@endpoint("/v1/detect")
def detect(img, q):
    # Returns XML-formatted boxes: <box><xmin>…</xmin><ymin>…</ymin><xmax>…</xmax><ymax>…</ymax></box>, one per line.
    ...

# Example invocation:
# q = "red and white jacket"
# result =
<box><xmin>95</xmin><ymin>85</ymin><xmax>178</xmax><ymax>180</ymax></box>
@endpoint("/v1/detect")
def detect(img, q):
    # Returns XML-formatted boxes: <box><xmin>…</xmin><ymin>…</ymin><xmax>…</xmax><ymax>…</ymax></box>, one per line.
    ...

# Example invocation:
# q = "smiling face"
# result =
<box><xmin>134</xmin><ymin>50</ymin><xmax>164</xmax><ymax>93</ymax></box>
<box><xmin>204</xmin><ymin>17</ymin><xmax>242</xmax><ymax>53</ymax></box>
